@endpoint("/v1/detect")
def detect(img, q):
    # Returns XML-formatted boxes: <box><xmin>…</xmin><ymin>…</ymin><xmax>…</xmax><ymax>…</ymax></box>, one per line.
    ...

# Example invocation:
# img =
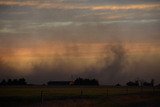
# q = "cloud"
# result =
<box><xmin>0</xmin><ymin>28</ymin><xmax>17</xmax><ymax>33</ymax></box>
<box><xmin>0</xmin><ymin>1</ymin><xmax>87</xmax><ymax>10</ymax></box>
<box><xmin>91</xmin><ymin>4</ymin><xmax>160</xmax><ymax>10</ymax></box>
<box><xmin>0</xmin><ymin>0</ymin><xmax>159</xmax><ymax>26</ymax></box>
<box><xmin>0</xmin><ymin>1</ymin><xmax>159</xmax><ymax>11</ymax></box>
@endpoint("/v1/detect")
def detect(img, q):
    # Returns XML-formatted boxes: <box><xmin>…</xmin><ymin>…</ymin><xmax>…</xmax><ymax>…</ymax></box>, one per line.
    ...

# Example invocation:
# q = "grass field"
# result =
<box><xmin>0</xmin><ymin>86</ymin><xmax>160</xmax><ymax>107</ymax></box>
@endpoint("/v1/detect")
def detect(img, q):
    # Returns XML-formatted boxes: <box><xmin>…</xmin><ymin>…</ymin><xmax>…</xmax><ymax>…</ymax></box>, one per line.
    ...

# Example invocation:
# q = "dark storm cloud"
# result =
<box><xmin>78</xmin><ymin>43</ymin><xmax>160</xmax><ymax>85</ymax></box>
<box><xmin>78</xmin><ymin>44</ymin><xmax>127</xmax><ymax>85</ymax></box>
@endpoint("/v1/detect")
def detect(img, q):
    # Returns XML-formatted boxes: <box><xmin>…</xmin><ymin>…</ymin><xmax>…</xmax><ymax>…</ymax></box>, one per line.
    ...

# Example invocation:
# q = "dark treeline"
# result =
<box><xmin>0</xmin><ymin>78</ymin><xmax>27</xmax><ymax>86</ymax></box>
<box><xmin>126</xmin><ymin>79</ymin><xmax>155</xmax><ymax>87</ymax></box>
<box><xmin>47</xmin><ymin>78</ymin><xmax>99</xmax><ymax>86</ymax></box>
<box><xmin>74</xmin><ymin>78</ymin><xmax>99</xmax><ymax>86</ymax></box>
<box><xmin>0</xmin><ymin>77</ymin><xmax>160</xmax><ymax>87</ymax></box>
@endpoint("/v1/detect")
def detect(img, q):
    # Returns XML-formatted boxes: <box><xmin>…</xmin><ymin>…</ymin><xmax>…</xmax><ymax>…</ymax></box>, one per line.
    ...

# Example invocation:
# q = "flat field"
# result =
<box><xmin>0</xmin><ymin>86</ymin><xmax>160</xmax><ymax>107</ymax></box>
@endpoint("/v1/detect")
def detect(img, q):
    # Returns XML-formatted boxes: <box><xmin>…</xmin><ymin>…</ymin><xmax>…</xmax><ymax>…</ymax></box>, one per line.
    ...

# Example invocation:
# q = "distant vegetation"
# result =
<box><xmin>74</xmin><ymin>78</ymin><xmax>99</xmax><ymax>86</ymax></box>
<box><xmin>126</xmin><ymin>79</ymin><xmax>155</xmax><ymax>87</ymax></box>
<box><xmin>1</xmin><ymin>77</ymin><xmax>160</xmax><ymax>87</ymax></box>
<box><xmin>47</xmin><ymin>78</ymin><xmax>99</xmax><ymax>86</ymax></box>
<box><xmin>126</xmin><ymin>81</ymin><xmax>139</xmax><ymax>87</ymax></box>
<box><xmin>0</xmin><ymin>78</ymin><xmax>27</xmax><ymax>86</ymax></box>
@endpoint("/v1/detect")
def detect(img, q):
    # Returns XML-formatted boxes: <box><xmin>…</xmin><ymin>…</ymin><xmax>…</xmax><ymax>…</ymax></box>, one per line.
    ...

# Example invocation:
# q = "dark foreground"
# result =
<box><xmin>0</xmin><ymin>86</ymin><xmax>160</xmax><ymax>107</ymax></box>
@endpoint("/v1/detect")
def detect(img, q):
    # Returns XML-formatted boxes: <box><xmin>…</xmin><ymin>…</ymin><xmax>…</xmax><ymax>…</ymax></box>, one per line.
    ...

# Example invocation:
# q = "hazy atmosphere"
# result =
<box><xmin>0</xmin><ymin>0</ymin><xmax>160</xmax><ymax>85</ymax></box>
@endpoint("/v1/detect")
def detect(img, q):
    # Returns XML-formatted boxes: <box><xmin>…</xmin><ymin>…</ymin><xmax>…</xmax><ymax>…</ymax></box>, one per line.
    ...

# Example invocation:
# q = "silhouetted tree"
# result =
<box><xmin>7</xmin><ymin>79</ymin><xmax>12</xmax><ymax>85</ymax></box>
<box><xmin>0</xmin><ymin>78</ymin><xmax>27</xmax><ymax>86</ymax></box>
<box><xmin>0</xmin><ymin>79</ymin><xmax>6</xmax><ymax>85</ymax></box>
<box><xmin>143</xmin><ymin>82</ymin><xmax>150</xmax><ymax>86</ymax></box>
<box><xmin>12</xmin><ymin>79</ymin><xmax>18</xmax><ymax>85</ymax></box>
<box><xmin>115</xmin><ymin>83</ymin><xmax>121</xmax><ymax>86</ymax></box>
<box><xmin>74</xmin><ymin>78</ymin><xmax>99</xmax><ymax>86</ymax></box>
<box><xmin>126</xmin><ymin>81</ymin><xmax>139</xmax><ymax>87</ymax></box>
<box><xmin>156</xmin><ymin>84</ymin><xmax>160</xmax><ymax>87</ymax></box>
<box><xmin>135</xmin><ymin>80</ymin><xmax>139</xmax><ymax>86</ymax></box>
<box><xmin>18</xmin><ymin>78</ymin><xmax>27</xmax><ymax>85</ymax></box>
<box><xmin>140</xmin><ymin>79</ymin><xmax>155</xmax><ymax>87</ymax></box>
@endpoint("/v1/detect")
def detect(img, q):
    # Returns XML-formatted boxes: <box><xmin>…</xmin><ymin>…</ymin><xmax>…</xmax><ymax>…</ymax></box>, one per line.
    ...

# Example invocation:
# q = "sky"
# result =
<box><xmin>0</xmin><ymin>0</ymin><xmax>160</xmax><ymax>85</ymax></box>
